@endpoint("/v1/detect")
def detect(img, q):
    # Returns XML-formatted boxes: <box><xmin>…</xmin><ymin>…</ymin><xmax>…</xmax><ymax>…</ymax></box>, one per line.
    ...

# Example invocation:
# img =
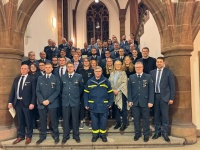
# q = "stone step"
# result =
<box><xmin>34</xmin><ymin>119</ymin><xmax>154</xmax><ymax>134</ymax></box>
<box><xmin>1</xmin><ymin>134</ymin><xmax>185</xmax><ymax>150</ymax></box>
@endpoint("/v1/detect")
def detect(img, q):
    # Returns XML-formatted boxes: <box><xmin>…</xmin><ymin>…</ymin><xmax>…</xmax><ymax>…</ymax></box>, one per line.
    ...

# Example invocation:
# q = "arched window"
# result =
<box><xmin>86</xmin><ymin>1</ymin><xmax>109</xmax><ymax>44</ymax></box>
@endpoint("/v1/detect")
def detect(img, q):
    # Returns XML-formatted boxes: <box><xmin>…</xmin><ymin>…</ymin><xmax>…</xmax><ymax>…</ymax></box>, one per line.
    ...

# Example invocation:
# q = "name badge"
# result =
<box><xmin>51</xmin><ymin>82</ymin><xmax>55</xmax><ymax>88</ymax></box>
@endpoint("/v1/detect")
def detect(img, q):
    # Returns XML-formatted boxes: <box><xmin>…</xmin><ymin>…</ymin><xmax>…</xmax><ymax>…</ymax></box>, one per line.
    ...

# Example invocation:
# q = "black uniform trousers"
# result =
<box><xmin>79</xmin><ymin>95</ymin><xmax>85</xmax><ymax>121</ymax></box>
<box><xmin>132</xmin><ymin>105</ymin><xmax>150</xmax><ymax>136</ymax></box>
<box><xmin>154</xmin><ymin>93</ymin><xmax>169</xmax><ymax>135</ymax></box>
<box><xmin>115</xmin><ymin>93</ymin><xmax>127</xmax><ymax>125</ymax></box>
<box><xmin>15</xmin><ymin>100</ymin><xmax>33</xmax><ymax>138</ymax></box>
<box><xmin>62</xmin><ymin>105</ymin><xmax>80</xmax><ymax>139</ymax></box>
<box><xmin>38</xmin><ymin>107</ymin><xmax>59</xmax><ymax>139</ymax></box>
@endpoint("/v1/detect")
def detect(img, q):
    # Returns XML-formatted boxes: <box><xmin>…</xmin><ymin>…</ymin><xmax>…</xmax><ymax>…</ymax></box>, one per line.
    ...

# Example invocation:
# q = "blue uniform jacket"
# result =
<box><xmin>84</xmin><ymin>75</ymin><xmax>114</xmax><ymax>113</ymax></box>
<box><xmin>128</xmin><ymin>73</ymin><xmax>154</xmax><ymax>107</ymax></box>
<box><xmin>61</xmin><ymin>73</ymin><xmax>84</xmax><ymax>107</ymax></box>
<box><xmin>36</xmin><ymin>74</ymin><xmax>60</xmax><ymax>109</ymax></box>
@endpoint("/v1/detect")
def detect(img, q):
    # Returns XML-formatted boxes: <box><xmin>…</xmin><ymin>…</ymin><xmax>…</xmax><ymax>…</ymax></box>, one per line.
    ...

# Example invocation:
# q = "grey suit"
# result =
<box><xmin>150</xmin><ymin>67</ymin><xmax>175</xmax><ymax>135</ymax></box>
<box><xmin>61</xmin><ymin>73</ymin><xmax>84</xmax><ymax>139</ymax></box>
<box><xmin>128</xmin><ymin>73</ymin><xmax>154</xmax><ymax>136</ymax></box>
<box><xmin>36</xmin><ymin>74</ymin><xmax>60</xmax><ymax>139</ymax></box>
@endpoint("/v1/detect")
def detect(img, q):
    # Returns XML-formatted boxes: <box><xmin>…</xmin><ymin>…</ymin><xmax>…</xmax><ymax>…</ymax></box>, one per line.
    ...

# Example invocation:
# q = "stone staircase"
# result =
<box><xmin>0</xmin><ymin>119</ymin><xmax>185</xmax><ymax>149</ymax></box>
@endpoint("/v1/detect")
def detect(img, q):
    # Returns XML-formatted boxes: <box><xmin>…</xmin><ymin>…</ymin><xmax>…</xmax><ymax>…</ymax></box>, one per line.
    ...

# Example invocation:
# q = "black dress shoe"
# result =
<box><xmin>54</xmin><ymin>137</ymin><xmax>59</xmax><ymax>144</ymax></box>
<box><xmin>75</xmin><ymin>138</ymin><xmax>81</xmax><ymax>143</ymax></box>
<box><xmin>36</xmin><ymin>138</ymin><xmax>45</xmax><ymax>144</ymax></box>
<box><xmin>152</xmin><ymin>133</ymin><xmax>161</xmax><ymax>139</ymax></box>
<box><xmin>114</xmin><ymin>123</ymin><xmax>121</xmax><ymax>130</ymax></box>
<box><xmin>92</xmin><ymin>136</ymin><xmax>99</xmax><ymax>142</ymax></box>
<box><xmin>61</xmin><ymin>137</ymin><xmax>69</xmax><ymax>144</ymax></box>
<box><xmin>134</xmin><ymin>134</ymin><xmax>141</xmax><ymax>141</ymax></box>
<box><xmin>101</xmin><ymin>136</ymin><xmax>107</xmax><ymax>142</ymax></box>
<box><xmin>120</xmin><ymin>125</ymin><xmax>127</xmax><ymax>131</ymax></box>
<box><xmin>162</xmin><ymin>134</ymin><xmax>170</xmax><ymax>142</ymax></box>
<box><xmin>144</xmin><ymin>135</ymin><xmax>149</xmax><ymax>142</ymax></box>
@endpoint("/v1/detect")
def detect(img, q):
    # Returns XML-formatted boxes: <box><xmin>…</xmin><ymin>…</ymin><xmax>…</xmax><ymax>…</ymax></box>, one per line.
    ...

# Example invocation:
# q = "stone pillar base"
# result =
<box><xmin>0</xmin><ymin>126</ymin><xmax>17</xmax><ymax>141</ymax></box>
<box><xmin>170</xmin><ymin>124</ymin><xmax>197</xmax><ymax>144</ymax></box>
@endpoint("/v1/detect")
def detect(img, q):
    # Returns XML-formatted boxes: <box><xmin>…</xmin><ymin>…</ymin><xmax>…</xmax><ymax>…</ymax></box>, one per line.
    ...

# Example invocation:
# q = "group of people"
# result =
<box><xmin>8</xmin><ymin>34</ymin><xmax>175</xmax><ymax>145</ymax></box>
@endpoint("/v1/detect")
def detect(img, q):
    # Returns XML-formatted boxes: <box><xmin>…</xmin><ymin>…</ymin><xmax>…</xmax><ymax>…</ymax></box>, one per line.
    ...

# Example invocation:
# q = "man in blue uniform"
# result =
<box><xmin>128</xmin><ymin>61</ymin><xmax>154</xmax><ymax>142</ymax></box>
<box><xmin>84</xmin><ymin>66</ymin><xmax>114</xmax><ymax>142</ymax></box>
<box><xmin>61</xmin><ymin>62</ymin><xmax>84</xmax><ymax>144</ymax></box>
<box><xmin>36</xmin><ymin>63</ymin><xmax>60</xmax><ymax>144</ymax></box>
<box><xmin>150</xmin><ymin>57</ymin><xmax>175</xmax><ymax>142</ymax></box>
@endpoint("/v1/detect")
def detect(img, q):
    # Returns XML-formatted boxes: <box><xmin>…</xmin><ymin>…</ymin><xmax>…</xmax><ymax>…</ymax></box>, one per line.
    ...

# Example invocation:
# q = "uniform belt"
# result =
<box><xmin>155</xmin><ymin>93</ymin><xmax>160</xmax><ymax>94</ymax></box>
<box><xmin>17</xmin><ymin>98</ymin><xmax>23</xmax><ymax>101</ymax></box>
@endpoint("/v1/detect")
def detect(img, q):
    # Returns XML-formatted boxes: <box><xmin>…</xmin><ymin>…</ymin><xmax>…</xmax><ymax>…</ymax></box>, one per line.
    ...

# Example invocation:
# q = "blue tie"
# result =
<box><xmin>156</xmin><ymin>70</ymin><xmax>161</xmax><ymax>93</ymax></box>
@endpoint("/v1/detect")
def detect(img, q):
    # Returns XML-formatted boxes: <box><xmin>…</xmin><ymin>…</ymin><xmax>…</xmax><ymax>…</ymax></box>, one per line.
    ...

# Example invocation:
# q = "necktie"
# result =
<box><xmin>156</xmin><ymin>70</ymin><xmax>161</xmax><ymax>93</ymax></box>
<box><xmin>47</xmin><ymin>75</ymin><xmax>50</xmax><ymax>79</ymax></box>
<box><xmin>138</xmin><ymin>74</ymin><xmax>140</xmax><ymax>78</ymax></box>
<box><xmin>69</xmin><ymin>75</ymin><xmax>72</xmax><ymax>78</ymax></box>
<box><xmin>19</xmin><ymin>76</ymin><xmax>24</xmax><ymax>97</ymax></box>
<box><xmin>61</xmin><ymin>67</ymin><xmax>63</xmax><ymax>76</ymax></box>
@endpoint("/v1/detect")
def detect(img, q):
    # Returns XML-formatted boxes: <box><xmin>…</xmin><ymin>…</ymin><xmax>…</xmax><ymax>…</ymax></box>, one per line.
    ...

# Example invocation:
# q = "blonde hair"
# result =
<box><xmin>114</xmin><ymin>60</ymin><xmax>124</xmax><ymax>71</ymax></box>
<box><xmin>90</xmin><ymin>60</ymin><xmax>98</xmax><ymax>69</ymax></box>
<box><xmin>106</xmin><ymin>58</ymin><xmax>114</xmax><ymax>74</ymax></box>
<box><xmin>122</xmin><ymin>56</ymin><xmax>134</xmax><ymax>72</ymax></box>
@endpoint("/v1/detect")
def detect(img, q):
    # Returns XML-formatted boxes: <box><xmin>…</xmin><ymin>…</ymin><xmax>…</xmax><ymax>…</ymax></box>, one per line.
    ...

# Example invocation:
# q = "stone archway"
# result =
<box><xmin>0</xmin><ymin>0</ymin><xmax>43</xmax><ymax>141</ymax></box>
<box><xmin>140</xmin><ymin>0</ymin><xmax>200</xmax><ymax>144</ymax></box>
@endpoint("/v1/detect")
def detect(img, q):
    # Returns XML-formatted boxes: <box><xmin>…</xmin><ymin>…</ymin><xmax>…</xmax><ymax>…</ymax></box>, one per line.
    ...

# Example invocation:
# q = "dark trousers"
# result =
<box><xmin>79</xmin><ymin>95</ymin><xmax>85</xmax><ymax>121</ymax></box>
<box><xmin>62</xmin><ymin>105</ymin><xmax>80</xmax><ymax>139</ymax></box>
<box><xmin>115</xmin><ymin>94</ymin><xmax>127</xmax><ymax>125</ymax></box>
<box><xmin>31</xmin><ymin>103</ymin><xmax>39</xmax><ymax>128</ymax></box>
<box><xmin>132</xmin><ymin>105</ymin><xmax>150</xmax><ymax>136</ymax></box>
<box><xmin>57</xmin><ymin>95</ymin><xmax>62</xmax><ymax>119</ymax></box>
<box><xmin>38</xmin><ymin>107</ymin><xmax>59</xmax><ymax>139</ymax></box>
<box><xmin>90</xmin><ymin>112</ymin><xmax>107</xmax><ymax>137</ymax></box>
<box><xmin>154</xmin><ymin>94</ymin><xmax>169</xmax><ymax>135</ymax></box>
<box><xmin>15</xmin><ymin>101</ymin><xmax>33</xmax><ymax>138</ymax></box>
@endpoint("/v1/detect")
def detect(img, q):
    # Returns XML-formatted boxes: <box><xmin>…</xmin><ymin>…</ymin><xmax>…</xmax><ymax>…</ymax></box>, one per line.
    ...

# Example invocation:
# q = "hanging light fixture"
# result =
<box><xmin>95</xmin><ymin>0</ymin><xmax>99</xmax><ymax>3</ymax></box>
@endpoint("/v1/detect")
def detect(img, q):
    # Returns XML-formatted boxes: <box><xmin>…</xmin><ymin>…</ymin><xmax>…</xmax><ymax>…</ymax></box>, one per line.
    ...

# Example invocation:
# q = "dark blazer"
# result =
<box><xmin>131</xmin><ymin>57</ymin><xmax>140</xmax><ymax>64</ymax></box>
<box><xmin>81</xmin><ymin>48</ymin><xmax>91</xmax><ymax>57</ymax></box>
<box><xmin>35</xmin><ymin>71</ymin><xmax>45</xmax><ymax>79</ymax></box>
<box><xmin>89</xmin><ymin>55</ymin><xmax>102</xmax><ymax>67</ymax></box>
<box><xmin>21</xmin><ymin>60</ymin><xmax>39</xmax><ymax>66</ymax></box>
<box><xmin>128</xmin><ymin>73</ymin><xmax>154</xmax><ymax>107</ymax></box>
<box><xmin>44</xmin><ymin>45</ymin><xmax>51</xmax><ymax>53</ymax></box>
<box><xmin>150</xmin><ymin>67</ymin><xmax>175</xmax><ymax>102</ymax></box>
<box><xmin>110</xmin><ymin>51</ymin><xmax>119</xmax><ymax>59</ymax></box>
<box><xmin>120</xmin><ymin>41</ymin><xmax>128</xmax><ymax>49</ymax></box>
<box><xmin>46</xmin><ymin>47</ymin><xmax>60</xmax><ymax>61</ymax></box>
<box><xmin>8</xmin><ymin>75</ymin><xmax>36</xmax><ymax>107</ymax></box>
<box><xmin>96</xmin><ymin>48</ymin><xmax>105</xmax><ymax>59</ymax></box>
<box><xmin>36</xmin><ymin>74</ymin><xmax>60</xmax><ymax>109</ymax></box>
<box><xmin>65</xmin><ymin>46</ymin><xmax>77</xmax><ymax>58</ymax></box>
<box><xmin>61</xmin><ymin>73</ymin><xmax>84</xmax><ymax>107</ymax></box>
<box><xmin>115</xmin><ymin>56</ymin><xmax>125</xmax><ymax>63</ymax></box>
<box><xmin>138</xmin><ymin>57</ymin><xmax>156</xmax><ymax>74</ymax></box>
<box><xmin>58</xmin><ymin>43</ymin><xmax>68</xmax><ymax>50</ymax></box>
<box><xmin>37</xmin><ymin>59</ymin><xmax>51</xmax><ymax>64</ymax></box>
<box><xmin>53</xmin><ymin>66</ymin><xmax>67</xmax><ymax>78</ymax></box>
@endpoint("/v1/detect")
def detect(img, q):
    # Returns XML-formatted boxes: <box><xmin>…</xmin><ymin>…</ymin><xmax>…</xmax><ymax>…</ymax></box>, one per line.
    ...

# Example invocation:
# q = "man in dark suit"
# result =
<box><xmin>138</xmin><ymin>47</ymin><xmax>156</xmax><ymax>74</ymax></box>
<box><xmin>96</xmin><ymin>42</ymin><xmax>105</xmax><ymax>59</ymax></box>
<box><xmin>37</xmin><ymin>51</ymin><xmax>51</xmax><ymax>63</ymax></box>
<box><xmin>101</xmin><ymin>50</ymin><xmax>112</xmax><ymax>68</ymax></box>
<box><xmin>115</xmin><ymin>48</ymin><xmax>125</xmax><ymax>64</ymax></box>
<box><xmin>150</xmin><ymin>57</ymin><xmax>175</xmax><ymax>142</ymax></box>
<box><xmin>44</xmin><ymin>39</ymin><xmax>52</xmax><ymax>53</ymax></box>
<box><xmin>61</xmin><ymin>62</ymin><xmax>84</xmax><ymax>144</ymax></box>
<box><xmin>72</xmin><ymin>53</ymin><xmax>83</xmax><ymax>73</ymax></box>
<box><xmin>120</xmin><ymin>35</ymin><xmax>128</xmax><ymax>49</ymax></box>
<box><xmin>110</xmin><ymin>43</ymin><xmax>120</xmax><ymax>59</ymax></box>
<box><xmin>89</xmin><ymin>48</ymin><xmax>102</xmax><ymax>67</ymax></box>
<box><xmin>88</xmin><ymin>38</ymin><xmax>98</xmax><ymax>50</ymax></box>
<box><xmin>8</xmin><ymin>64</ymin><xmax>36</xmax><ymax>145</ymax></box>
<box><xmin>128</xmin><ymin>61</ymin><xmax>154</xmax><ymax>142</ymax></box>
<box><xmin>81</xmin><ymin>42</ymin><xmax>91</xmax><ymax>57</ymax></box>
<box><xmin>36</xmin><ymin>63</ymin><xmax>60</xmax><ymax>144</ymax></box>
<box><xmin>75</xmin><ymin>49</ymin><xmax>84</xmax><ymax>63</ymax></box>
<box><xmin>35</xmin><ymin>62</ymin><xmax>45</xmax><ymax>79</ymax></box>
<box><xmin>46</xmin><ymin>41</ymin><xmax>60</xmax><ymax>61</ymax></box>
<box><xmin>59</xmin><ymin>49</ymin><xmax>71</xmax><ymax>63</ymax></box>
<box><xmin>21</xmin><ymin>51</ymin><xmax>38</xmax><ymax>66</ymax></box>
<box><xmin>58</xmin><ymin>38</ymin><xmax>68</xmax><ymax>50</ymax></box>
<box><xmin>65</xmin><ymin>40</ymin><xmax>77</xmax><ymax>58</ymax></box>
